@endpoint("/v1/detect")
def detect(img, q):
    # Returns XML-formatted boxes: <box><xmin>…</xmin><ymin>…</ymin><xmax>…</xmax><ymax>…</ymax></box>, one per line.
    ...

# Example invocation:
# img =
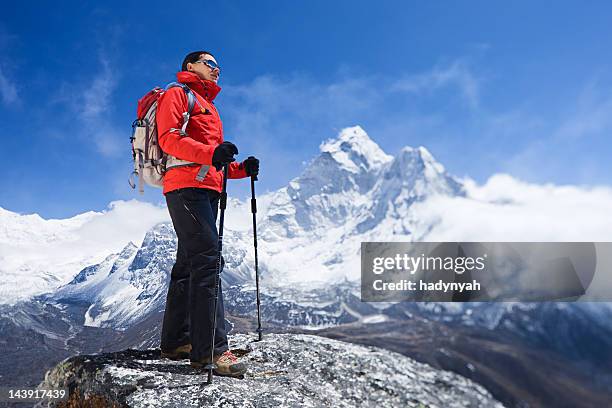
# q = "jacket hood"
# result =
<box><xmin>176</xmin><ymin>71</ymin><xmax>221</xmax><ymax>102</ymax></box>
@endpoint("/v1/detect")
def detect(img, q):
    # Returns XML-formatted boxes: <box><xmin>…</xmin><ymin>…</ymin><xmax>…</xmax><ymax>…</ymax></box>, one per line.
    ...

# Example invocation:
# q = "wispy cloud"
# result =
<box><xmin>221</xmin><ymin>54</ymin><xmax>611</xmax><ymax>199</ymax></box>
<box><xmin>222</xmin><ymin>74</ymin><xmax>379</xmax><ymax>194</ymax></box>
<box><xmin>391</xmin><ymin>59</ymin><xmax>482</xmax><ymax>110</ymax></box>
<box><xmin>553</xmin><ymin>80</ymin><xmax>612</xmax><ymax>141</ymax></box>
<box><xmin>81</xmin><ymin>56</ymin><xmax>116</xmax><ymax>119</ymax></box>
<box><xmin>0</xmin><ymin>25</ymin><xmax>20</xmax><ymax>106</ymax></box>
<box><xmin>221</xmin><ymin>59</ymin><xmax>483</xmax><ymax>196</ymax></box>
<box><xmin>80</xmin><ymin>53</ymin><xmax>122</xmax><ymax>156</ymax></box>
<box><xmin>0</xmin><ymin>67</ymin><xmax>18</xmax><ymax>105</ymax></box>
<box><xmin>53</xmin><ymin>50</ymin><xmax>122</xmax><ymax>157</ymax></box>
<box><xmin>499</xmin><ymin>79</ymin><xmax>612</xmax><ymax>184</ymax></box>
<box><xmin>224</xmin><ymin>58</ymin><xmax>481</xmax><ymax>141</ymax></box>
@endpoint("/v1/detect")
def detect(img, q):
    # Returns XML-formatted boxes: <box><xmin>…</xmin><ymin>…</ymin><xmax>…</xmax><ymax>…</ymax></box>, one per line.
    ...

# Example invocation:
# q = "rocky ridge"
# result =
<box><xmin>38</xmin><ymin>333</ymin><xmax>502</xmax><ymax>408</ymax></box>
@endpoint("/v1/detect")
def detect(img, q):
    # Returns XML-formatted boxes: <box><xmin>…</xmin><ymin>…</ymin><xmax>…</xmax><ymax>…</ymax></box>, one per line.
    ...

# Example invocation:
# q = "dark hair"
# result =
<box><xmin>181</xmin><ymin>50</ymin><xmax>215</xmax><ymax>71</ymax></box>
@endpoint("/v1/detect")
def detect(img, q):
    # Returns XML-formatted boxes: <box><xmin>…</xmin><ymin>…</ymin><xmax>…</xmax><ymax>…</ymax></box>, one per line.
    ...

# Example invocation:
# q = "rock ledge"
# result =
<box><xmin>39</xmin><ymin>333</ymin><xmax>503</xmax><ymax>407</ymax></box>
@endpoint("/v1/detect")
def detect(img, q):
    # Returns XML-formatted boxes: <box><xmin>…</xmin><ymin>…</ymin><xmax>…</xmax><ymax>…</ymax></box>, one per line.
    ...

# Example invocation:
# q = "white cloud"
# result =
<box><xmin>413</xmin><ymin>174</ymin><xmax>612</xmax><ymax>241</ymax></box>
<box><xmin>410</xmin><ymin>175</ymin><xmax>612</xmax><ymax>299</ymax></box>
<box><xmin>74</xmin><ymin>200</ymin><xmax>170</xmax><ymax>250</ymax></box>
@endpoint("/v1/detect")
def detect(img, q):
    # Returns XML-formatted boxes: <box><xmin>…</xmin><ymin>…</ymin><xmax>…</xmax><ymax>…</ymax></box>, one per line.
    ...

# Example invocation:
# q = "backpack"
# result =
<box><xmin>129</xmin><ymin>82</ymin><xmax>206</xmax><ymax>193</ymax></box>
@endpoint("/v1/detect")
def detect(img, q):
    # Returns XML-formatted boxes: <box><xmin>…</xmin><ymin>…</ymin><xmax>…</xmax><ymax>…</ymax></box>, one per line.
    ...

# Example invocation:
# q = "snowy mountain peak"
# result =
<box><xmin>108</xmin><ymin>241</ymin><xmax>139</xmax><ymax>276</ymax></box>
<box><xmin>396</xmin><ymin>145</ymin><xmax>446</xmax><ymax>173</ymax></box>
<box><xmin>386</xmin><ymin>145</ymin><xmax>457</xmax><ymax>189</ymax></box>
<box><xmin>128</xmin><ymin>222</ymin><xmax>175</xmax><ymax>274</ymax></box>
<box><xmin>114</xmin><ymin>241</ymin><xmax>138</xmax><ymax>257</ymax></box>
<box><xmin>61</xmin><ymin>241</ymin><xmax>139</xmax><ymax>293</ymax></box>
<box><xmin>67</xmin><ymin>253</ymin><xmax>118</xmax><ymax>286</ymax></box>
<box><xmin>318</xmin><ymin>126</ymin><xmax>393</xmax><ymax>173</ymax></box>
<box><xmin>141</xmin><ymin>222</ymin><xmax>173</xmax><ymax>243</ymax></box>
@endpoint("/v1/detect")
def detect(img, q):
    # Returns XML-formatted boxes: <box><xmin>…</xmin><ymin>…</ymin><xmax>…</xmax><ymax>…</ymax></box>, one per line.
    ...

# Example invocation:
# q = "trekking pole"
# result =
<box><xmin>206</xmin><ymin>164</ymin><xmax>229</xmax><ymax>385</ymax></box>
<box><xmin>249</xmin><ymin>170</ymin><xmax>263</xmax><ymax>341</ymax></box>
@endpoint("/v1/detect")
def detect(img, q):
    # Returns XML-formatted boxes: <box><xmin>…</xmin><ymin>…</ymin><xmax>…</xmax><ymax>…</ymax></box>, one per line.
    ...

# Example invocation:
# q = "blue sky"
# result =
<box><xmin>1</xmin><ymin>1</ymin><xmax>611</xmax><ymax>218</ymax></box>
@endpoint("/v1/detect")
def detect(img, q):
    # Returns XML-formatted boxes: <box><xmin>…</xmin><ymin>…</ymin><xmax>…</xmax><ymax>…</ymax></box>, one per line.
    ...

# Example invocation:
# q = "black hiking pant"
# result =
<box><xmin>161</xmin><ymin>187</ymin><xmax>228</xmax><ymax>361</ymax></box>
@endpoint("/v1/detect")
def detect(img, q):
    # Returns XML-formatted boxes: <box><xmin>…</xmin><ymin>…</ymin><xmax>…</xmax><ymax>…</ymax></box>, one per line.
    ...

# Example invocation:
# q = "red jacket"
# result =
<box><xmin>157</xmin><ymin>71</ymin><xmax>247</xmax><ymax>194</ymax></box>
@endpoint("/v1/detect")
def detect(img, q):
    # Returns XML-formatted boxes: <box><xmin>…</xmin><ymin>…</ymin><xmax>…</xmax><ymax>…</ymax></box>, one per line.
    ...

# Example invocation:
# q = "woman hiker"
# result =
<box><xmin>156</xmin><ymin>50</ymin><xmax>259</xmax><ymax>377</ymax></box>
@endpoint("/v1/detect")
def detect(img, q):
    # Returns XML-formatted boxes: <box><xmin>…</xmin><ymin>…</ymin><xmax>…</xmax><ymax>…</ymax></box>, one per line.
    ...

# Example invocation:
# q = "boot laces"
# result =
<box><xmin>218</xmin><ymin>350</ymin><xmax>238</xmax><ymax>363</ymax></box>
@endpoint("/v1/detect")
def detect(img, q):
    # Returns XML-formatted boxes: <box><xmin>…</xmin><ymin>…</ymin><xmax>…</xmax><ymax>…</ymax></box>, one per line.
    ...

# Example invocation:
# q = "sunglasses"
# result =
<box><xmin>194</xmin><ymin>59</ymin><xmax>221</xmax><ymax>71</ymax></box>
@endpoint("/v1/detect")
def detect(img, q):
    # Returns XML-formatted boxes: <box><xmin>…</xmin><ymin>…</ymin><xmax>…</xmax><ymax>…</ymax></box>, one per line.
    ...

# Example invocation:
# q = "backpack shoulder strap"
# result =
<box><xmin>165</xmin><ymin>82</ymin><xmax>197</xmax><ymax>114</ymax></box>
<box><xmin>161</xmin><ymin>82</ymin><xmax>210</xmax><ymax>182</ymax></box>
<box><xmin>164</xmin><ymin>82</ymin><xmax>199</xmax><ymax>136</ymax></box>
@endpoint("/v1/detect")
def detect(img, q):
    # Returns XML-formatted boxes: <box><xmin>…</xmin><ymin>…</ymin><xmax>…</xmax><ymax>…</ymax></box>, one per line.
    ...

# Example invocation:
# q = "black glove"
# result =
<box><xmin>242</xmin><ymin>156</ymin><xmax>259</xmax><ymax>177</ymax></box>
<box><xmin>212</xmin><ymin>141</ymin><xmax>238</xmax><ymax>171</ymax></box>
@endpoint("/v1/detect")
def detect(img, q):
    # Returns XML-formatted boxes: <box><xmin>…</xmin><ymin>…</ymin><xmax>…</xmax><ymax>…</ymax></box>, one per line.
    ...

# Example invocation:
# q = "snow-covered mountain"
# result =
<box><xmin>23</xmin><ymin>126</ymin><xmax>465</xmax><ymax>329</ymax></box>
<box><xmin>3</xmin><ymin>126</ymin><xmax>612</xmax><ymax>406</ymax></box>
<box><xmin>22</xmin><ymin>126</ymin><xmax>612</xmax><ymax>365</ymax></box>
<box><xmin>257</xmin><ymin>126</ymin><xmax>464</xmax><ymax>286</ymax></box>
<box><xmin>0</xmin><ymin>200</ymin><xmax>170</xmax><ymax>304</ymax></box>
<box><xmin>3</xmin><ymin>126</ymin><xmax>612</xmax><ymax>332</ymax></box>
<box><xmin>0</xmin><ymin>125</ymin><xmax>464</xmax><ymax>302</ymax></box>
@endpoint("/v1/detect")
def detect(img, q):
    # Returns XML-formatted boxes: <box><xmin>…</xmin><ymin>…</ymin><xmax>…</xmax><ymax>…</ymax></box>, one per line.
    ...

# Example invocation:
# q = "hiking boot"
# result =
<box><xmin>160</xmin><ymin>344</ymin><xmax>192</xmax><ymax>360</ymax></box>
<box><xmin>191</xmin><ymin>350</ymin><xmax>247</xmax><ymax>377</ymax></box>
